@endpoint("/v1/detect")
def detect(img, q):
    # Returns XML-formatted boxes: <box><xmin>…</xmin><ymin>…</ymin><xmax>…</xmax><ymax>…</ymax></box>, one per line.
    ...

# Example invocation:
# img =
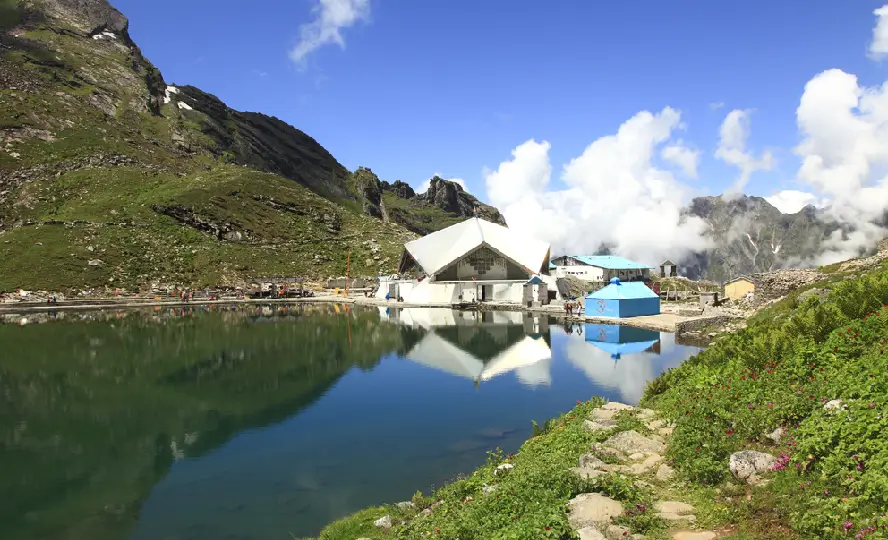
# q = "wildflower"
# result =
<box><xmin>845</xmin><ymin>521</ymin><xmax>854</xmax><ymax>531</ymax></box>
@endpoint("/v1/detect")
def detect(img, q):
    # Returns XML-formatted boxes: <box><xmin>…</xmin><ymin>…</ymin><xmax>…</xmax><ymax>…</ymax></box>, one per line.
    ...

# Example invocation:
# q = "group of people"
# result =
<box><xmin>563</xmin><ymin>297</ymin><xmax>582</xmax><ymax>317</ymax></box>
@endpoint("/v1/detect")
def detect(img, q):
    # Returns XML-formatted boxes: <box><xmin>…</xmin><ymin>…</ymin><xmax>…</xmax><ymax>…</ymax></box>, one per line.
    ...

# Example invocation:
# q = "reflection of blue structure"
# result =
<box><xmin>584</xmin><ymin>324</ymin><xmax>660</xmax><ymax>359</ymax></box>
<box><xmin>585</xmin><ymin>277</ymin><xmax>660</xmax><ymax>318</ymax></box>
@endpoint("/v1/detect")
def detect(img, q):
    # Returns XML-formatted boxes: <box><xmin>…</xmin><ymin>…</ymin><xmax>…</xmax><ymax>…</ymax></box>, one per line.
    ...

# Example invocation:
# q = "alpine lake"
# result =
<box><xmin>1</xmin><ymin>304</ymin><xmax>704</xmax><ymax>540</ymax></box>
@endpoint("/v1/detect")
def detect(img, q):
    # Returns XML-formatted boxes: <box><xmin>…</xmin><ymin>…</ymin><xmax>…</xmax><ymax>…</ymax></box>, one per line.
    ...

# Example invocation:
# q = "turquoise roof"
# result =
<box><xmin>549</xmin><ymin>262</ymin><xmax>556</xmax><ymax>269</ymax></box>
<box><xmin>586</xmin><ymin>281</ymin><xmax>659</xmax><ymax>300</ymax></box>
<box><xmin>564</xmin><ymin>255</ymin><xmax>649</xmax><ymax>270</ymax></box>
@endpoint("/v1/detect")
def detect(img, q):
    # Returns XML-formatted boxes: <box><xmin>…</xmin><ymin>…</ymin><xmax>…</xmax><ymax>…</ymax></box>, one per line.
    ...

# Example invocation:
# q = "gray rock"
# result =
<box><xmin>571</xmin><ymin>466</ymin><xmax>607</xmax><ymax>480</ymax></box>
<box><xmin>481</xmin><ymin>483</ymin><xmax>497</xmax><ymax>494</ymax></box>
<box><xmin>87</xmin><ymin>259</ymin><xmax>103</xmax><ymax>266</ymax></box>
<box><xmin>373</xmin><ymin>515</ymin><xmax>392</xmax><ymax>529</ymax></box>
<box><xmin>421</xmin><ymin>508</ymin><xmax>432</xmax><ymax>516</ymax></box>
<box><xmin>605</xmin><ymin>430</ymin><xmax>666</xmax><ymax>454</ymax></box>
<box><xmin>765</xmin><ymin>426</ymin><xmax>784</xmax><ymax>444</ymax></box>
<box><xmin>628</xmin><ymin>454</ymin><xmax>664</xmax><ymax>475</ymax></box>
<box><xmin>579</xmin><ymin>453</ymin><xmax>607</xmax><ymax>469</ymax></box>
<box><xmin>647</xmin><ymin>419</ymin><xmax>666</xmax><ymax>429</ymax></box>
<box><xmin>605</xmin><ymin>524</ymin><xmax>632</xmax><ymax>540</ymax></box>
<box><xmin>656</xmin><ymin>464</ymin><xmax>676</xmax><ymax>481</ymax></box>
<box><xmin>672</xmin><ymin>532</ymin><xmax>716</xmax><ymax>540</ymax></box>
<box><xmin>395</xmin><ymin>501</ymin><xmax>414</xmax><ymax>510</ymax></box>
<box><xmin>568</xmin><ymin>493</ymin><xmax>624</xmax><ymax>529</ymax></box>
<box><xmin>601</xmin><ymin>401</ymin><xmax>635</xmax><ymax>411</ymax></box>
<box><xmin>578</xmin><ymin>527</ymin><xmax>608</xmax><ymax>540</ymax></box>
<box><xmin>637</xmin><ymin>408</ymin><xmax>657</xmax><ymax>420</ymax></box>
<box><xmin>655</xmin><ymin>501</ymin><xmax>696</xmax><ymax>522</ymax></box>
<box><xmin>729</xmin><ymin>450</ymin><xmax>776</xmax><ymax>482</ymax></box>
<box><xmin>659</xmin><ymin>426</ymin><xmax>675</xmax><ymax>436</ymax></box>
<box><xmin>584</xmin><ymin>420</ymin><xmax>617</xmax><ymax>432</ymax></box>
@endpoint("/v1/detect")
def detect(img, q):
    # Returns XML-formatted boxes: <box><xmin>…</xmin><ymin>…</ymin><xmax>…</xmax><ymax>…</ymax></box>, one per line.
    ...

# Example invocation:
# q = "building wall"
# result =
<box><xmin>725</xmin><ymin>280</ymin><xmax>755</xmax><ymax>301</ymax></box>
<box><xmin>555</xmin><ymin>265</ymin><xmax>649</xmax><ymax>283</ymax></box>
<box><xmin>584</xmin><ymin>297</ymin><xmax>660</xmax><ymax>318</ymax></box>
<box><xmin>435</xmin><ymin>246</ymin><xmax>528</xmax><ymax>282</ymax></box>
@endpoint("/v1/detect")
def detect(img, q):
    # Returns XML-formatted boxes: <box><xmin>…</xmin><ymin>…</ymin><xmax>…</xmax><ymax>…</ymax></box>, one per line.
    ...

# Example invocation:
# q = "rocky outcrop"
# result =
<box><xmin>751</xmin><ymin>268</ymin><xmax>824</xmax><ymax>304</ymax></box>
<box><xmin>381</xmin><ymin>180</ymin><xmax>415</xmax><ymax>199</ymax></box>
<box><xmin>352</xmin><ymin>167</ymin><xmax>386</xmax><ymax>219</ymax></box>
<box><xmin>417</xmin><ymin>177</ymin><xmax>506</xmax><ymax>226</ymax></box>
<box><xmin>729</xmin><ymin>450</ymin><xmax>776</xmax><ymax>484</ymax></box>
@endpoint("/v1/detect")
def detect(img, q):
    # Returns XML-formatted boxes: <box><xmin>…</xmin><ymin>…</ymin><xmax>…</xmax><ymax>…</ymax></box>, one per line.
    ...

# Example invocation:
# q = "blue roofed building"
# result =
<box><xmin>584</xmin><ymin>277</ymin><xmax>660</xmax><ymax>318</ymax></box>
<box><xmin>550</xmin><ymin>255</ymin><xmax>651</xmax><ymax>284</ymax></box>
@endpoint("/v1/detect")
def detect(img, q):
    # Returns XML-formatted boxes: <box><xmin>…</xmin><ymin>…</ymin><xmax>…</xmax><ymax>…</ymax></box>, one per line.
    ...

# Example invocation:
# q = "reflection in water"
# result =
<box><xmin>1</xmin><ymin>305</ymin><xmax>701</xmax><ymax>540</ymax></box>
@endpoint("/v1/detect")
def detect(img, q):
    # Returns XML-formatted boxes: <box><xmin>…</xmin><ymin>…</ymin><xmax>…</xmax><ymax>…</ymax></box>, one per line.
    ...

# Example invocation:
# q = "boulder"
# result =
<box><xmin>605</xmin><ymin>430</ymin><xmax>666</xmax><ymax>454</ymax></box>
<box><xmin>601</xmin><ymin>401</ymin><xmax>635</xmax><ymax>412</ymax></box>
<box><xmin>729</xmin><ymin>450</ymin><xmax>776</xmax><ymax>482</ymax></box>
<box><xmin>636</xmin><ymin>408</ymin><xmax>657</xmax><ymax>420</ymax></box>
<box><xmin>765</xmin><ymin>426</ymin><xmax>784</xmax><ymax>444</ymax></box>
<box><xmin>656</xmin><ymin>464</ymin><xmax>675</xmax><ymax>481</ymax></box>
<box><xmin>584</xmin><ymin>420</ymin><xmax>617</xmax><ymax>432</ymax></box>
<box><xmin>579</xmin><ymin>454</ymin><xmax>607</xmax><ymax>469</ymax></box>
<box><xmin>605</xmin><ymin>524</ymin><xmax>632</xmax><ymax>540</ymax></box>
<box><xmin>647</xmin><ymin>419</ymin><xmax>666</xmax><ymax>429</ymax></box>
<box><xmin>568</xmin><ymin>493</ymin><xmax>624</xmax><ymax>529</ymax></box>
<box><xmin>655</xmin><ymin>500</ymin><xmax>696</xmax><ymax>522</ymax></box>
<box><xmin>373</xmin><ymin>515</ymin><xmax>392</xmax><ymax>529</ymax></box>
<box><xmin>628</xmin><ymin>454</ymin><xmax>664</xmax><ymax>475</ymax></box>
<box><xmin>571</xmin><ymin>466</ymin><xmax>607</xmax><ymax>480</ymax></box>
<box><xmin>395</xmin><ymin>501</ymin><xmax>414</xmax><ymax>510</ymax></box>
<box><xmin>578</xmin><ymin>527</ymin><xmax>608</xmax><ymax>540</ymax></box>
<box><xmin>590</xmin><ymin>408</ymin><xmax>621</xmax><ymax>423</ymax></box>
<box><xmin>672</xmin><ymin>533</ymin><xmax>716</xmax><ymax>540</ymax></box>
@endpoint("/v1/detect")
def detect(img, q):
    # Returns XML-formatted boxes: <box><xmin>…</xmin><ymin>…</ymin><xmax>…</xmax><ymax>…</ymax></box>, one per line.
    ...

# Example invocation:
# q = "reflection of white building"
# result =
<box><xmin>396</xmin><ymin>311</ymin><xmax>554</xmax><ymax>387</ymax></box>
<box><xmin>377</xmin><ymin>217</ymin><xmax>553</xmax><ymax>305</ymax></box>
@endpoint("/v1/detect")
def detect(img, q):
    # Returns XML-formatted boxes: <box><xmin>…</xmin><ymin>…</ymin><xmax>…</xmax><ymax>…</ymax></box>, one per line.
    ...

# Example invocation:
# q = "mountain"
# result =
<box><xmin>679</xmin><ymin>195</ymin><xmax>841</xmax><ymax>282</ymax></box>
<box><xmin>0</xmin><ymin>0</ymin><xmax>504</xmax><ymax>291</ymax></box>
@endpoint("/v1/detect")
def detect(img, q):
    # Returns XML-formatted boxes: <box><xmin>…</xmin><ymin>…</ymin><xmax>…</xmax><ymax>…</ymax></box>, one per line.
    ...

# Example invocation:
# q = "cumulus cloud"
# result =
<box><xmin>869</xmin><ymin>5</ymin><xmax>888</xmax><ymax>59</ymax></box>
<box><xmin>794</xmin><ymin>68</ymin><xmax>888</xmax><ymax>263</ymax></box>
<box><xmin>484</xmin><ymin>108</ymin><xmax>712</xmax><ymax>267</ymax></box>
<box><xmin>765</xmin><ymin>190</ymin><xmax>830</xmax><ymax>214</ymax></box>
<box><xmin>661</xmin><ymin>141</ymin><xmax>700</xmax><ymax>178</ymax></box>
<box><xmin>418</xmin><ymin>173</ymin><xmax>467</xmax><ymax>194</ymax></box>
<box><xmin>289</xmin><ymin>0</ymin><xmax>370</xmax><ymax>65</ymax></box>
<box><xmin>715</xmin><ymin>109</ymin><xmax>774</xmax><ymax>195</ymax></box>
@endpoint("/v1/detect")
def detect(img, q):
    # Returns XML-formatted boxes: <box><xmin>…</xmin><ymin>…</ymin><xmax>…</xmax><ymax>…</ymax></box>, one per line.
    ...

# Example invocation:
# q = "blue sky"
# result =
<box><xmin>115</xmin><ymin>0</ymin><xmax>886</xmax><ymax>202</ymax></box>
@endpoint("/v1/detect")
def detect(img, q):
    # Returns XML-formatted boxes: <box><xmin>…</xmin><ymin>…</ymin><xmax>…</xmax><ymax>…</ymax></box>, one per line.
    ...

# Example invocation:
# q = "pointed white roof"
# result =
<box><xmin>406</xmin><ymin>332</ymin><xmax>552</xmax><ymax>386</ymax></box>
<box><xmin>403</xmin><ymin>217</ymin><xmax>550</xmax><ymax>276</ymax></box>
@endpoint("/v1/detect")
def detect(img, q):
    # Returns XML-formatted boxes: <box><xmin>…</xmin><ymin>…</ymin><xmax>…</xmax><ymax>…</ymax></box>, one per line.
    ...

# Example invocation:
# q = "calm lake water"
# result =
<box><xmin>0</xmin><ymin>304</ymin><xmax>703</xmax><ymax>540</ymax></box>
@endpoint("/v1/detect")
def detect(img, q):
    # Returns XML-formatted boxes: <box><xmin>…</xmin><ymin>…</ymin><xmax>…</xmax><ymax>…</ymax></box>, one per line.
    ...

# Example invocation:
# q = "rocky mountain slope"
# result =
<box><xmin>679</xmin><ymin>195</ymin><xmax>841</xmax><ymax>282</ymax></box>
<box><xmin>0</xmin><ymin>0</ymin><xmax>503</xmax><ymax>291</ymax></box>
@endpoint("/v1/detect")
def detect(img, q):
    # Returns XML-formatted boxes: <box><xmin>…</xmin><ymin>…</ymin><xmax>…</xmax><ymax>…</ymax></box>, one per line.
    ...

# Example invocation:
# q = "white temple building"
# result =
<box><xmin>376</xmin><ymin>217</ymin><xmax>553</xmax><ymax>305</ymax></box>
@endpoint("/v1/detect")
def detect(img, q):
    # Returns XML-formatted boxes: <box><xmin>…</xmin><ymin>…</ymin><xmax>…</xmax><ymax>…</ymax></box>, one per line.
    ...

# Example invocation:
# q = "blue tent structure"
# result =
<box><xmin>584</xmin><ymin>324</ymin><xmax>660</xmax><ymax>360</ymax></box>
<box><xmin>585</xmin><ymin>277</ymin><xmax>660</xmax><ymax>318</ymax></box>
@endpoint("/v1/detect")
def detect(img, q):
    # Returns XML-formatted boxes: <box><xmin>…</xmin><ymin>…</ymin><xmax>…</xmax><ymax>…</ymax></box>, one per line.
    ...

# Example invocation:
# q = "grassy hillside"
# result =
<box><xmin>0</xmin><ymin>0</ymin><xmax>427</xmax><ymax>291</ymax></box>
<box><xmin>643</xmin><ymin>258</ymin><xmax>888</xmax><ymax>538</ymax></box>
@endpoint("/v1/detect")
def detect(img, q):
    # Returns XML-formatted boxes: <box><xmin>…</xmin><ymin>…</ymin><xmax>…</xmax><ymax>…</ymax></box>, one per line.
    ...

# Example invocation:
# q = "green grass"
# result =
<box><xmin>643</xmin><ymin>259</ymin><xmax>888</xmax><ymax>539</ymax></box>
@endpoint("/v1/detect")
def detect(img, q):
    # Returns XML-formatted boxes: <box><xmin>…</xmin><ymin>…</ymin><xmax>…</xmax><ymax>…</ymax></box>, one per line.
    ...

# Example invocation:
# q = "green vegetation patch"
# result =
<box><xmin>644</xmin><ymin>260</ymin><xmax>888</xmax><ymax>539</ymax></box>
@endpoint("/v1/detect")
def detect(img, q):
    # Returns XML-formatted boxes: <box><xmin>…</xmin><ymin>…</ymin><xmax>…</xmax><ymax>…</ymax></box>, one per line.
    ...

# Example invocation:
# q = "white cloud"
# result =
<box><xmin>418</xmin><ymin>173</ymin><xmax>467</xmax><ymax>194</ymax></box>
<box><xmin>715</xmin><ymin>109</ymin><xmax>774</xmax><ymax>195</ymax></box>
<box><xmin>661</xmin><ymin>141</ymin><xmax>700</xmax><ymax>178</ymax></box>
<box><xmin>289</xmin><ymin>0</ymin><xmax>370</xmax><ymax>65</ymax></box>
<box><xmin>709</xmin><ymin>102</ymin><xmax>725</xmax><ymax>111</ymax></box>
<box><xmin>484</xmin><ymin>108</ymin><xmax>712</xmax><ymax>266</ymax></box>
<box><xmin>765</xmin><ymin>190</ymin><xmax>830</xmax><ymax>214</ymax></box>
<box><xmin>869</xmin><ymin>5</ymin><xmax>888</xmax><ymax>59</ymax></box>
<box><xmin>794</xmin><ymin>68</ymin><xmax>888</xmax><ymax>263</ymax></box>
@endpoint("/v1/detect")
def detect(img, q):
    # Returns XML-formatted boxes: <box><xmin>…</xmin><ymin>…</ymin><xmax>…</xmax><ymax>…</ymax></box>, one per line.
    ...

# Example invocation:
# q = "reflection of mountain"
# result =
<box><xmin>0</xmin><ymin>306</ymin><xmax>417</xmax><ymax>540</ymax></box>
<box><xmin>397</xmin><ymin>309</ymin><xmax>553</xmax><ymax>387</ymax></box>
<box><xmin>566</xmin><ymin>325</ymin><xmax>668</xmax><ymax>404</ymax></box>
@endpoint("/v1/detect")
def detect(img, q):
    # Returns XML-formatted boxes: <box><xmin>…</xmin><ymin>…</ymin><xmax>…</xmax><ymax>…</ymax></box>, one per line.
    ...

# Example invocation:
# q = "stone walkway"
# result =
<box><xmin>566</xmin><ymin>401</ymin><xmax>719</xmax><ymax>540</ymax></box>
